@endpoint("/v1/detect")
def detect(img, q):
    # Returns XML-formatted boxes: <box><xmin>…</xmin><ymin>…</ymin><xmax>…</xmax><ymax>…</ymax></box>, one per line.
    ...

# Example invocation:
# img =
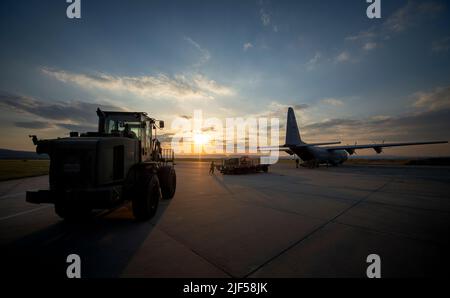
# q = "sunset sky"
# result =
<box><xmin>1</xmin><ymin>0</ymin><xmax>449</xmax><ymax>156</ymax></box>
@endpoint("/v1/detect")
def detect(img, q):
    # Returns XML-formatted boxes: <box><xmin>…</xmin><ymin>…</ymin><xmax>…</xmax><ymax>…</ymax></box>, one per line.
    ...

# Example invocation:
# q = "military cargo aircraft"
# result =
<box><xmin>272</xmin><ymin>107</ymin><xmax>448</xmax><ymax>167</ymax></box>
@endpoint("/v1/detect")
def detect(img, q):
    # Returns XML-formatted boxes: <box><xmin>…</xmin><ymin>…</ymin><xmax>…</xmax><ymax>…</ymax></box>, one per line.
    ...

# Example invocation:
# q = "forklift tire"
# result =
<box><xmin>132</xmin><ymin>174</ymin><xmax>161</xmax><ymax>221</ymax></box>
<box><xmin>158</xmin><ymin>166</ymin><xmax>177</xmax><ymax>200</ymax></box>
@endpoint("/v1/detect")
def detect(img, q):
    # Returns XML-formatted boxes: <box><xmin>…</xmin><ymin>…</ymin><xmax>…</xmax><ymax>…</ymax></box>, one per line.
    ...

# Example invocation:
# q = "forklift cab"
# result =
<box><xmin>96</xmin><ymin>108</ymin><xmax>164</xmax><ymax>162</ymax></box>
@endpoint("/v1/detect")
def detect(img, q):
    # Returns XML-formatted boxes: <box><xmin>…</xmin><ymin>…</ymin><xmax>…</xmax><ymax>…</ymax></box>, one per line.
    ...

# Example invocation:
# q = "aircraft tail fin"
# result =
<box><xmin>285</xmin><ymin>107</ymin><xmax>303</xmax><ymax>145</ymax></box>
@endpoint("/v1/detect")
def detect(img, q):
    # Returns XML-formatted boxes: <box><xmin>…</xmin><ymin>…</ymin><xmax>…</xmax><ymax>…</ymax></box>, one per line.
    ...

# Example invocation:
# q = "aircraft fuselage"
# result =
<box><xmin>292</xmin><ymin>146</ymin><xmax>348</xmax><ymax>166</ymax></box>
<box><xmin>282</xmin><ymin>106</ymin><xmax>447</xmax><ymax>168</ymax></box>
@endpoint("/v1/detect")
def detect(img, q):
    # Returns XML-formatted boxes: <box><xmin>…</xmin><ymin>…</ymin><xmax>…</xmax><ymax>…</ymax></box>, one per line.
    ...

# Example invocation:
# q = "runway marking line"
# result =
<box><xmin>0</xmin><ymin>205</ymin><xmax>51</xmax><ymax>221</ymax></box>
<box><xmin>0</xmin><ymin>188</ymin><xmax>42</xmax><ymax>200</ymax></box>
<box><xmin>0</xmin><ymin>192</ymin><xmax>25</xmax><ymax>200</ymax></box>
<box><xmin>243</xmin><ymin>178</ymin><xmax>395</xmax><ymax>277</ymax></box>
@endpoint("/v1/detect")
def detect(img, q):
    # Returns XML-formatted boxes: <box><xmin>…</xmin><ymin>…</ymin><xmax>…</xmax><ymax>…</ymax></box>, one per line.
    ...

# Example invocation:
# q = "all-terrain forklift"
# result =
<box><xmin>26</xmin><ymin>108</ymin><xmax>176</xmax><ymax>221</ymax></box>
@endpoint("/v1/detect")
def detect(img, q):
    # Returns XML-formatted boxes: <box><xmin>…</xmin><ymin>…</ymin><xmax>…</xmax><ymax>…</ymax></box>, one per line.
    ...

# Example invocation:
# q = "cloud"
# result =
<box><xmin>302</xmin><ymin>108</ymin><xmax>450</xmax><ymax>144</ymax></box>
<box><xmin>384</xmin><ymin>1</ymin><xmax>444</xmax><ymax>33</ymax></box>
<box><xmin>55</xmin><ymin>122</ymin><xmax>97</xmax><ymax>132</ymax></box>
<box><xmin>184</xmin><ymin>37</ymin><xmax>211</xmax><ymax>66</ymax></box>
<box><xmin>243</xmin><ymin>42</ymin><xmax>254</xmax><ymax>51</ymax></box>
<box><xmin>432</xmin><ymin>36</ymin><xmax>450</xmax><ymax>52</ymax></box>
<box><xmin>384</xmin><ymin>1</ymin><xmax>416</xmax><ymax>33</ymax></box>
<box><xmin>413</xmin><ymin>86</ymin><xmax>450</xmax><ymax>111</ymax></box>
<box><xmin>363</xmin><ymin>42</ymin><xmax>378</xmax><ymax>51</ymax></box>
<box><xmin>201</xmin><ymin>126</ymin><xmax>216</xmax><ymax>132</ymax></box>
<box><xmin>260</xmin><ymin>8</ymin><xmax>271</xmax><ymax>26</ymax></box>
<box><xmin>0</xmin><ymin>92</ymin><xmax>119</xmax><ymax>132</ymax></box>
<box><xmin>293</xmin><ymin>104</ymin><xmax>310</xmax><ymax>110</ymax></box>
<box><xmin>346</xmin><ymin>1</ymin><xmax>445</xmax><ymax>51</ymax></box>
<box><xmin>258</xmin><ymin>2</ymin><xmax>281</xmax><ymax>33</ymax></box>
<box><xmin>303</xmin><ymin>118</ymin><xmax>360</xmax><ymax>131</ymax></box>
<box><xmin>346</xmin><ymin>29</ymin><xmax>377</xmax><ymax>42</ymax></box>
<box><xmin>301</xmin><ymin>85</ymin><xmax>450</xmax><ymax>145</ymax></box>
<box><xmin>251</xmin><ymin>101</ymin><xmax>309</xmax><ymax>121</ymax></box>
<box><xmin>14</xmin><ymin>121</ymin><xmax>53</xmax><ymax>129</ymax></box>
<box><xmin>321</xmin><ymin>98</ymin><xmax>344</xmax><ymax>106</ymax></box>
<box><xmin>335</xmin><ymin>51</ymin><xmax>350</xmax><ymax>63</ymax></box>
<box><xmin>306</xmin><ymin>52</ymin><xmax>321</xmax><ymax>71</ymax></box>
<box><xmin>42</xmin><ymin>68</ymin><xmax>234</xmax><ymax>101</ymax></box>
<box><xmin>191</xmin><ymin>75</ymin><xmax>235</xmax><ymax>96</ymax></box>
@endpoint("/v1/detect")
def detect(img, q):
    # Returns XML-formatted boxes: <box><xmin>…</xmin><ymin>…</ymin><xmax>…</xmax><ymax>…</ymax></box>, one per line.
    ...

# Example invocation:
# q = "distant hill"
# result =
<box><xmin>0</xmin><ymin>148</ymin><xmax>48</xmax><ymax>160</ymax></box>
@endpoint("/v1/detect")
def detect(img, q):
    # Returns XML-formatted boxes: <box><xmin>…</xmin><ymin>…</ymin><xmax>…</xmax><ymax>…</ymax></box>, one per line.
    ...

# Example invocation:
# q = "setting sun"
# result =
<box><xmin>193</xmin><ymin>133</ymin><xmax>210</xmax><ymax>146</ymax></box>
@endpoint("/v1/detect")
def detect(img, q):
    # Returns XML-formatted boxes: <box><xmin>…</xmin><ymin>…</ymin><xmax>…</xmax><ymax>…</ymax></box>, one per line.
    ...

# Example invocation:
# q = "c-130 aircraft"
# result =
<box><xmin>272</xmin><ymin>107</ymin><xmax>447</xmax><ymax>168</ymax></box>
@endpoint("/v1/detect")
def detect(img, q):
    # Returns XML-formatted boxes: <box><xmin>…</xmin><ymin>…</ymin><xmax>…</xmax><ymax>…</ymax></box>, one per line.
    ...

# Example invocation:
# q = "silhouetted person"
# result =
<box><xmin>124</xmin><ymin>123</ymin><xmax>137</xmax><ymax>139</ymax></box>
<box><xmin>210</xmin><ymin>161</ymin><xmax>215</xmax><ymax>175</ymax></box>
<box><xmin>296</xmin><ymin>158</ymin><xmax>300</xmax><ymax>168</ymax></box>
<box><xmin>152</xmin><ymin>138</ymin><xmax>162</xmax><ymax>160</ymax></box>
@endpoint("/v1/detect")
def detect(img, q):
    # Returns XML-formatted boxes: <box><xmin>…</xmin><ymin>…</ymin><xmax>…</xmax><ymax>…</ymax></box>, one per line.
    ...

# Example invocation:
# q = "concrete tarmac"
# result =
<box><xmin>0</xmin><ymin>162</ymin><xmax>449</xmax><ymax>278</ymax></box>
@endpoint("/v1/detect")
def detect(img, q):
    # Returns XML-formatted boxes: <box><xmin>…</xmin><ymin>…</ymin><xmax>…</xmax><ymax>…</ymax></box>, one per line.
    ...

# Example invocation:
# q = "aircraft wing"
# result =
<box><xmin>296</xmin><ymin>142</ymin><xmax>342</xmax><ymax>147</ymax></box>
<box><xmin>259</xmin><ymin>141</ymin><xmax>341</xmax><ymax>151</ymax></box>
<box><xmin>258</xmin><ymin>142</ymin><xmax>341</xmax><ymax>155</ymax></box>
<box><xmin>324</xmin><ymin>141</ymin><xmax>448</xmax><ymax>154</ymax></box>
